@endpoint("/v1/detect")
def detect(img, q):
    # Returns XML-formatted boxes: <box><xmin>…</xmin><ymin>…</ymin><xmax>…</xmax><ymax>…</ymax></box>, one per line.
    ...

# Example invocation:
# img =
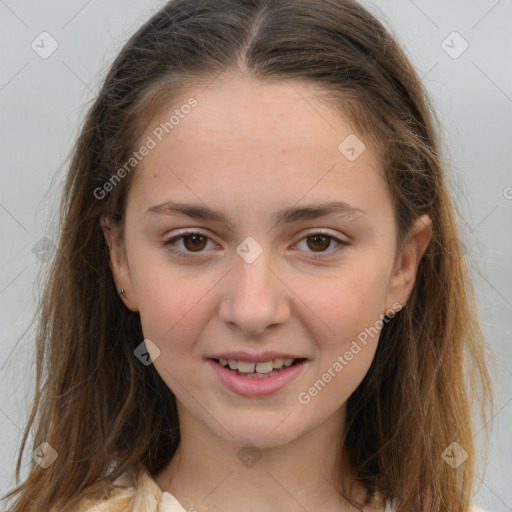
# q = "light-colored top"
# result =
<box><xmin>70</xmin><ymin>465</ymin><xmax>488</xmax><ymax>512</ymax></box>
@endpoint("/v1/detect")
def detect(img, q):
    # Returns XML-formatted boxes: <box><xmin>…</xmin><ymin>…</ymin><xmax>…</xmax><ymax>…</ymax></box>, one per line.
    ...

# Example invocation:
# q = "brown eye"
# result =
<box><xmin>163</xmin><ymin>231</ymin><xmax>216</xmax><ymax>257</ymax></box>
<box><xmin>294</xmin><ymin>231</ymin><xmax>347</xmax><ymax>259</ymax></box>
<box><xmin>182</xmin><ymin>234</ymin><xmax>207</xmax><ymax>252</ymax></box>
<box><xmin>306</xmin><ymin>234</ymin><xmax>331</xmax><ymax>252</ymax></box>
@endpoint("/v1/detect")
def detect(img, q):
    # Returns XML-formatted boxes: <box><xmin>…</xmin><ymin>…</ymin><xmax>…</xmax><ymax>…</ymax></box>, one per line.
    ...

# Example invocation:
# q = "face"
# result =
<box><xmin>105</xmin><ymin>71</ymin><xmax>431</xmax><ymax>448</ymax></box>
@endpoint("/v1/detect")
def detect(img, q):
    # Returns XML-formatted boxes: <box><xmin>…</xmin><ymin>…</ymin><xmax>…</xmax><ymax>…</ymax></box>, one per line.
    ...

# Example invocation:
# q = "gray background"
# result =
<box><xmin>0</xmin><ymin>1</ymin><xmax>510</xmax><ymax>510</ymax></box>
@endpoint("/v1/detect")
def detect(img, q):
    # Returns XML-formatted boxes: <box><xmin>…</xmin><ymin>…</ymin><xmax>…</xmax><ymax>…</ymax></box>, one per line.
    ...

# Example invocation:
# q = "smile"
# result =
<box><xmin>208</xmin><ymin>357</ymin><xmax>308</xmax><ymax>396</ymax></box>
<box><xmin>216</xmin><ymin>357</ymin><xmax>297</xmax><ymax>377</ymax></box>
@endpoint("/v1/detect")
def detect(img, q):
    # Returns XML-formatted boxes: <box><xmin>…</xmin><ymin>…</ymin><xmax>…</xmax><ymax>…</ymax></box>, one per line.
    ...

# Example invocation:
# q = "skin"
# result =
<box><xmin>104</xmin><ymin>70</ymin><xmax>432</xmax><ymax>512</ymax></box>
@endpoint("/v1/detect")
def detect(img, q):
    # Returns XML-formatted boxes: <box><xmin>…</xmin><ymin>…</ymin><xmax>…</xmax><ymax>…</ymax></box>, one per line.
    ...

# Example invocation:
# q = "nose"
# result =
<box><xmin>218</xmin><ymin>252</ymin><xmax>291</xmax><ymax>336</ymax></box>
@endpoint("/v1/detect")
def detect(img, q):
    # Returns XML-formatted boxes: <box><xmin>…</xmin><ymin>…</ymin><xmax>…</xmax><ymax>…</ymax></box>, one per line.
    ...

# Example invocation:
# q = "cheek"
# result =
<box><xmin>302</xmin><ymin>261</ymin><xmax>391</xmax><ymax>345</ymax></box>
<box><xmin>137</xmin><ymin>283</ymin><xmax>206</xmax><ymax>345</ymax></box>
<box><xmin>129</xmin><ymin>254</ymin><xmax>218</xmax><ymax>354</ymax></box>
<box><xmin>136</xmin><ymin>283</ymin><xmax>210</xmax><ymax>387</ymax></box>
<box><xmin>295</xmin><ymin>267</ymin><xmax>388</xmax><ymax>413</ymax></box>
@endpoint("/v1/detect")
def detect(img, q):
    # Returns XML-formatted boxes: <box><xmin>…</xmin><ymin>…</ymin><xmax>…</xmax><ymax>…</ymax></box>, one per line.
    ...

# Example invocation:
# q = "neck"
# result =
<box><xmin>152</xmin><ymin>404</ymin><xmax>373</xmax><ymax>512</ymax></box>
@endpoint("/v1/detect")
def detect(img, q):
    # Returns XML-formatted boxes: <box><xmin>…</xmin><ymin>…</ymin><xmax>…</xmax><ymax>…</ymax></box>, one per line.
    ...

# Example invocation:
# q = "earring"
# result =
<box><xmin>119</xmin><ymin>288</ymin><xmax>125</xmax><ymax>296</ymax></box>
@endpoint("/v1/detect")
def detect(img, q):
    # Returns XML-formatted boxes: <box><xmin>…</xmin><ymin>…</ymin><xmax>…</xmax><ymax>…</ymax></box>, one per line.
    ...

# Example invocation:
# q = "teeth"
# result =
<box><xmin>255</xmin><ymin>361</ymin><xmax>274</xmax><ymax>374</ymax></box>
<box><xmin>244</xmin><ymin>370</ymin><xmax>280</xmax><ymax>378</ymax></box>
<box><xmin>217</xmin><ymin>357</ymin><xmax>298</xmax><ymax>374</ymax></box>
<box><xmin>237</xmin><ymin>361</ymin><xmax>256</xmax><ymax>373</ymax></box>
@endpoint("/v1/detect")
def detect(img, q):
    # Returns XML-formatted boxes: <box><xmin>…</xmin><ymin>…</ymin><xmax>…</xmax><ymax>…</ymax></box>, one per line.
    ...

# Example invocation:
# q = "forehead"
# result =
<box><xmin>159</xmin><ymin>74</ymin><xmax>361</xmax><ymax>156</ymax></box>
<box><xmin>129</xmin><ymin>74</ymin><xmax>389</xmax><ymax>218</ymax></box>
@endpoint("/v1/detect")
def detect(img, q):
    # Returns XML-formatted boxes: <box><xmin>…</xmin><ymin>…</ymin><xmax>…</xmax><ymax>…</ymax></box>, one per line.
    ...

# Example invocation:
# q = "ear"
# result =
<box><xmin>385</xmin><ymin>214</ymin><xmax>432</xmax><ymax>311</ymax></box>
<box><xmin>101</xmin><ymin>216</ymin><xmax>139</xmax><ymax>312</ymax></box>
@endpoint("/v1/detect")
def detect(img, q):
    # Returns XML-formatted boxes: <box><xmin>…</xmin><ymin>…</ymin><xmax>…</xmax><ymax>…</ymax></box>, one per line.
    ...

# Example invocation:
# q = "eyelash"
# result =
<box><xmin>161</xmin><ymin>229</ymin><xmax>348</xmax><ymax>260</ymax></box>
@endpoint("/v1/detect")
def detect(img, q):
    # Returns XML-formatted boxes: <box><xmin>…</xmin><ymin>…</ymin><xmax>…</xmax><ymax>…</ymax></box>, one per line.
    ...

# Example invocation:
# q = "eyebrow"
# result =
<box><xmin>145</xmin><ymin>200</ymin><xmax>368</xmax><ymax>230</ymax></box>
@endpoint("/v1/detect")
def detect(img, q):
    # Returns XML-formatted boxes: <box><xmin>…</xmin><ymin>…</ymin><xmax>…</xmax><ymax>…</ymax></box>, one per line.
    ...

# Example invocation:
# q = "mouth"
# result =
<box><xmin>207</xmin><ymin>356</ymin><xmax>308</xmax><ymax>397</ymax></box>
<box><xmin>210</xmin><ymin>357</ymin><xmax>306</xmax><ymax>378</ymax></box>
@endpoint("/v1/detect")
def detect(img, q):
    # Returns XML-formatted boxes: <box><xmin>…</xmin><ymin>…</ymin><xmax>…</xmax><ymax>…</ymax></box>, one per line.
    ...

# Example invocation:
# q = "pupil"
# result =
<box><xmin>308</xmin><ymin>234</ymin><xmax>329</xmax><ymax>252</ymax></box>
<box><xmin>184</xmin><ymin>234</ymin><xmax>206</xmax><ymax>252</ymax></box>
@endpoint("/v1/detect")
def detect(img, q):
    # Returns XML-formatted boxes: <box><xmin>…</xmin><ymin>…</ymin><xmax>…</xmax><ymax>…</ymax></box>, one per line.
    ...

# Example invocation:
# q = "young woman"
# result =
<box><xmin>3</xmin><ymin>1</ymin><xmax>494</xmax><ymax>511</ymax></box>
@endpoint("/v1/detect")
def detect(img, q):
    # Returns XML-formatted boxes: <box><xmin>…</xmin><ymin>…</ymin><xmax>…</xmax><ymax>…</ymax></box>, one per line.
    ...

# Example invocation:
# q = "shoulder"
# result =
<box><xmin>49</xmin><ymin>465</ymin><xmax>162</xmax><ymax>512</ymax></box>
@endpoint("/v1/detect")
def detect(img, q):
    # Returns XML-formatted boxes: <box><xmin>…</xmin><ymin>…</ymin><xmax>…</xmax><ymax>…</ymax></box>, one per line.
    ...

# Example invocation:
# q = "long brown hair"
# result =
<box><xmin>3</xmin><ymin>1</ymin><xmax>495</xmax><ymax>510</ymax></box>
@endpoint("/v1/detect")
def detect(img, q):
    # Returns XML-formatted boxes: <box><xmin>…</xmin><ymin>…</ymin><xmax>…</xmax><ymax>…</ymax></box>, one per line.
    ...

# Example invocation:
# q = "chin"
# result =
<box><xmin>210</xmin><ymin>411</ymin><xmax>306</xmax><ymax>449</ymax></box>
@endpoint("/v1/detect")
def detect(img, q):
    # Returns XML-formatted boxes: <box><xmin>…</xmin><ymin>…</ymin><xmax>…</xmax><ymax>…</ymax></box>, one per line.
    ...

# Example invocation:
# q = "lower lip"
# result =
<box><xmin>207</xmin><ymin>359</ymin><xmax>307</xmax><ymax>397</ymax></box>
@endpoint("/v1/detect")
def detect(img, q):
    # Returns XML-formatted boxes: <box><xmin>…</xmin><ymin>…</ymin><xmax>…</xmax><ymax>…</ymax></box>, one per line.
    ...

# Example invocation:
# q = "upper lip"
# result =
<box><xmin>208</xmin><ymin>351</ymin><xmax>306</xmax><ymax>363</ymax></box>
